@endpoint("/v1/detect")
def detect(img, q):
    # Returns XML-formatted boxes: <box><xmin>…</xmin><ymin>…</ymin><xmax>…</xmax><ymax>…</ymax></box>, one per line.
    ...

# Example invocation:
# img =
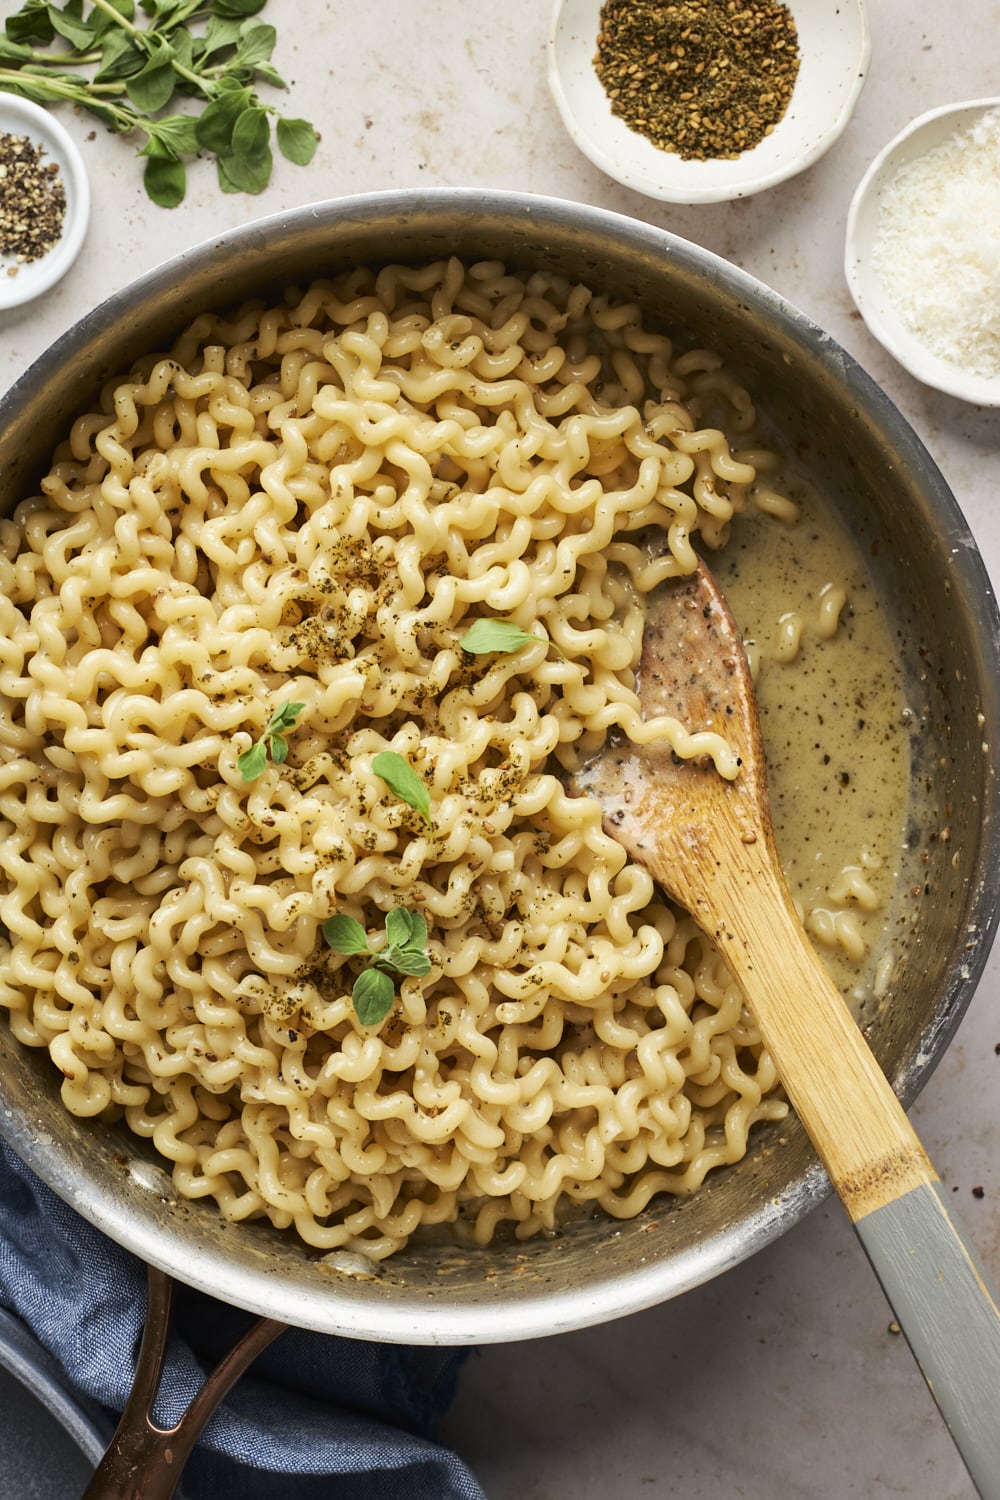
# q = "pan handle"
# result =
<box><xmin>80</xmin><ymin>1266</ymin><xmax>286</xmax><ymax>1500</ymax></box>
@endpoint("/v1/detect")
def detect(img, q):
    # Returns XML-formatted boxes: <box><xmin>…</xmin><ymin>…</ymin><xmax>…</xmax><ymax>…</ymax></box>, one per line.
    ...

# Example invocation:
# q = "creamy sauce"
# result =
<box><xmin>714</xmin><ymin>492</ymin><xmax>911</xmax><ymax>1006</ymax></box>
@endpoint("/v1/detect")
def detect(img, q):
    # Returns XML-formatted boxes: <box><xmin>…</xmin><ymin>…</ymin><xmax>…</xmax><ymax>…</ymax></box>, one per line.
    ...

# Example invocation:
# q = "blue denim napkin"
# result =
<box><xmin>0</xmin><ymin>1139</ymin><xmax>486</xmax><ymax>1499</ymax></box>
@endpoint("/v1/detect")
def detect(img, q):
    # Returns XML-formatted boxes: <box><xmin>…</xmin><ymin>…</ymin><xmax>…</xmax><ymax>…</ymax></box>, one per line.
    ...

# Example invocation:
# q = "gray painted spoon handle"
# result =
<box><xmin>855</xmin><ymin>1182</ymin><xmax>1000</xmax><ymax>1500</ymax></box>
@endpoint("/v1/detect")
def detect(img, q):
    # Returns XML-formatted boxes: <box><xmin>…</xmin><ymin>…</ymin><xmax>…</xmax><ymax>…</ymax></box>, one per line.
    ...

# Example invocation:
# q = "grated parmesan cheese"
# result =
<box><xmin>872</xmin><ymin>106</ymin><xmax>1000</xmax><ymax>382</ymax></box>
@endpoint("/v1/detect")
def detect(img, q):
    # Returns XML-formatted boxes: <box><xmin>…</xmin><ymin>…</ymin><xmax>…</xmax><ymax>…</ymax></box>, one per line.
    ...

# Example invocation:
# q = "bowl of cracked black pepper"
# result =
<box><xmin>548</xmin><ymin>0</ymin><xmax>871</xmax><ymax>203</ymax></box>
<box><xmin>0</xmin><ymin>91</ymin><xmax>89</xmax><ymax>310</ymax></box>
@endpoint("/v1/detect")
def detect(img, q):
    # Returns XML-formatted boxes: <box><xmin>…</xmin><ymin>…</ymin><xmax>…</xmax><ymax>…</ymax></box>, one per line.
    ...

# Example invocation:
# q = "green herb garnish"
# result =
<box><xmin>323</xmin><ymin>908</ymin><xmax>432</xmax><ymax>1026</ymax></box>
<box><xmin>460</xmin><ymin>618</ymin><xmax>566</xmax><ymax>661</ymax></box>
<box><xmin>0</xmin><ymin>0</ymin><xmax>318</xmax><ymax>206</ymax></box>
<box><xmin>372</xmin><ymin>750</ymin><xmax>432</xmax><ymax>827</ymax></box>
<box><xmin>460</xmin><ymin>619</ymin><xmax>540</xmax><ymax>656</ymax></box>
<box><xmin>237</xmin><ymin>699</ymin><xmax>304</xmax><ymax>781</ymax></box>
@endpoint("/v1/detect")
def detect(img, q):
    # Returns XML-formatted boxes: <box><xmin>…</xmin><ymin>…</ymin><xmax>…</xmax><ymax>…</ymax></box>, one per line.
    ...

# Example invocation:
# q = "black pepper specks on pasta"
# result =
<box><xmin>0</xmin><ymin>131</ymin><xmax>67</xmax><ymax>268</ymax></box>
<box><xmin>593</xmin><ymin>0</ymin><xmax>801</xmax><ymax>161</ymax></box>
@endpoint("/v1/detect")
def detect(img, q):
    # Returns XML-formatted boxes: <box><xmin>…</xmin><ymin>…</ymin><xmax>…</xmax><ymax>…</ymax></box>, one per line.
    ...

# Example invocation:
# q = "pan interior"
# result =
<box><xmin>0</xmin><ymin>192</ymin><xmax>996</xmax><ymax>1343</ymax></box>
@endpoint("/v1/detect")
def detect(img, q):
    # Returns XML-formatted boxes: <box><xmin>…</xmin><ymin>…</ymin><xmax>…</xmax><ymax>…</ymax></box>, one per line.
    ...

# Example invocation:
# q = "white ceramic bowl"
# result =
<box><xmin>0</xmin><ymin>92</ymin><xmax>90</xmax><ymax>311</ymax></box>
<box><xmin>845</xmin><ymin>98</ymin><xmax>1000</xmax><ymax>406</ymax></box>
<box><xmin>547</xmin><ymin>0</ymin><xmax>870</xmax><ymax>204</ymax></box>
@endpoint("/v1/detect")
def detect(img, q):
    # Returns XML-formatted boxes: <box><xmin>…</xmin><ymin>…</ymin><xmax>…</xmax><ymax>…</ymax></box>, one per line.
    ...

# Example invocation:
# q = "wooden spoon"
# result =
<box><xmin>574</xmin><ymin>561</ymin><xmax>1000</xmax><ymax>1499</ymax></box>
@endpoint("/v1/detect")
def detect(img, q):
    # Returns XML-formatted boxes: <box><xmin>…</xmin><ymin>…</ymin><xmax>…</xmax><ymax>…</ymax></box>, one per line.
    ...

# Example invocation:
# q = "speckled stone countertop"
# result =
<box><xmin>2</xmin><ymin>3</ymin><xmax>998</xmax><ymax>1496</ymax></box>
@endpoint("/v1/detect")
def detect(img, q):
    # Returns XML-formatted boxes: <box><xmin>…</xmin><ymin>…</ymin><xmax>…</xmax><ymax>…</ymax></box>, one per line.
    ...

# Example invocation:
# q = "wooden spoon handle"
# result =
<box><xmin>706</xmin><ymin>829</ymin><xmax>1000</xmax><ymax>1499</ymax></box>
<box><xmin>684</xmin><ymin>813</ymin><xmax>936</xmax><ymax>1220</ymax></box>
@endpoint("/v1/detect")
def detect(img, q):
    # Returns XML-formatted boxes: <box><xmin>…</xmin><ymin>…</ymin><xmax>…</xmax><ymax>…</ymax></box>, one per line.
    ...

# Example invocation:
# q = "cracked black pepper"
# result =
<box><xmin>594</xmin><ymin>0</ymin><xmax>801</xmax><ymax>161</ymax></box>
<box><xmin>0</xmin><ymin>131</ymin><xmax>67</xmax><ymax>269</ymax></box>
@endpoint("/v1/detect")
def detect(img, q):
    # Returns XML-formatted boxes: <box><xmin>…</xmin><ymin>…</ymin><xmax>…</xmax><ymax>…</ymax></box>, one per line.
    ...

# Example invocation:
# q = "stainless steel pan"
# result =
<box><xmin>1</xmin><ymin>190</ymin><xmax>998</xmax><ymax>1354</ymax></box>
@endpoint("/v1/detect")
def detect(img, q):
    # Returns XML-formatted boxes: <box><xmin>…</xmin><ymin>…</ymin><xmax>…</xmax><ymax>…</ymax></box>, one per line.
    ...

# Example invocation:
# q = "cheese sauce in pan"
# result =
<box><xmin>716</xmin><ymin>489</ymin><xmax>911</xmax><ymax>1007</ymax></box>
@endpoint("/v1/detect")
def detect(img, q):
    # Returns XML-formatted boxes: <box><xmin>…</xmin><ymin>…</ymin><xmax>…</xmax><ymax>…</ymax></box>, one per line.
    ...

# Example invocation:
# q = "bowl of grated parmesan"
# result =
<box><xmin>845</xmin><ymin>97</ymin><xmax>1000</xmax><ymax>406</ymax></box>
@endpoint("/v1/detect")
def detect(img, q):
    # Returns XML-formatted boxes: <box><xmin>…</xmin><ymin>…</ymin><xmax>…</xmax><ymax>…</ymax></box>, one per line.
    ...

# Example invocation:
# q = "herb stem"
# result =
<box><xmin>87</xmin><ymin>0</ymin><xmax>142</xmax><ymax>38</ymax></box>
<box><xmin>25</xmin><ymin>49</ymin><xmax>103</xmax><ymax>67</ymax></box>
<box><xmin>170</xmin><ymin>57</ymin><xmax>216</xmax><ymax>98</ymax></box>
<box><xmin>86</xmin><ymin>0</ymin><xmax>216</xmax><ymax>98</ymax></box>
<box><xmin>0</xmin><ymin>65</ymin><xmax>125</xmax><ymax>107</ymax></box>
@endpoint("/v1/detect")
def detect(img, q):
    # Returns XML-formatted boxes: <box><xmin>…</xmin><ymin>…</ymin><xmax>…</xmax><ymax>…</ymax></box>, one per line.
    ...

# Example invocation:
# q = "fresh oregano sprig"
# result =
<box><xmin>323</xmin><ymin>908</ymin><xmax>432</xmax><ymax>1026</ymax></box>
<box><xmin>0</xmin><ymin>0</ymin><xmax>318</xmax><ymax>206</ymax></box>
<box><xmin>237</xmin><ymin>699</ymin><xmax>304</xmax><ymax>781</ymax></box>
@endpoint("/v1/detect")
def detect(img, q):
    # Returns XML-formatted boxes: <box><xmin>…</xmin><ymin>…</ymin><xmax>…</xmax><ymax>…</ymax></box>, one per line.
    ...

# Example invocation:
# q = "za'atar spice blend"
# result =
<box><xmin>594</xmin><ymin>0</ymin><xmax>801</xmax><ymax>161</ymax></box>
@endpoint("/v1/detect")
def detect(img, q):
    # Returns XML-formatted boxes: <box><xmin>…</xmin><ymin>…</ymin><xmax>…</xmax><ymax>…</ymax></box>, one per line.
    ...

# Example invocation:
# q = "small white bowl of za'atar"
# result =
<box><xmin>547</xmin><ymin>0</ymin><xmax>871</xmax><ymax>204</ymax></box>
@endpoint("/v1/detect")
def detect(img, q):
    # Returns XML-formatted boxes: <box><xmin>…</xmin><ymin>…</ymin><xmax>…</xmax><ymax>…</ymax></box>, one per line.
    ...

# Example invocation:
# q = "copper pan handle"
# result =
<box><xmin>80</xmin><ymin>1265</ymin><xmax>286</xmax><ymax>1500</ymax></box>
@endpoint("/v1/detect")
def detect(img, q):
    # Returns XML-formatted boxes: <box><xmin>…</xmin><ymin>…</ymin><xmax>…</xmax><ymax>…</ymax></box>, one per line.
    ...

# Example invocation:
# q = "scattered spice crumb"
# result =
<box><xmin>593</xmin><ymin>0</ymin><xmax>801</xmax><ymax>161</ymax></box>
<box><xmin>0</xmin><ymin>130</ymin><xmax>67</xmax><ymax>268</ymax></box>
<box><xmin>887</xmin><ymin>1319</ymin><xmax>901</xmax><ymax>1335</ymax></box>
<box><xmin>972</xmin><ymin>1185</ymin><xmax>985</xmax><ymax>1199</ymax></box>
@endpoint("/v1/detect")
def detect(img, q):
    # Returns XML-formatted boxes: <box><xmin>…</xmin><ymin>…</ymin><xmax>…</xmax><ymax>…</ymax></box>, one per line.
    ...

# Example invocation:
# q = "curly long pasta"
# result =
<box><xmin>0</xmin><ymin>258</ymin><xmax>793</xmax><ymax>1256</ymax></box>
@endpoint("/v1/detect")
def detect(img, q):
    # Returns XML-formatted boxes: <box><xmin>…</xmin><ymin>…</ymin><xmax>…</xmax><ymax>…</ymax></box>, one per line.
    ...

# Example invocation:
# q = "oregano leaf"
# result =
<box><xmin>139</xmin><ymin>0</ymin><xmax>185</xmax><ymax>19</ymax></box>
<box><xmin>372</xmin><ymin>751</ymin><xmax>432</xmax><ymax>825</ymax></box>
<box><xmin>384</xmin><ymin>907</ymin><xmax>415</xmax><ymax>951</ymax></box>
<box><xmin>212</xmin><ymin>0</ymin><xmax>268</xmax><ymax>15</ymax></box>
<box><xmin>5</xmin><ymin>2</ymin><xmax>56</xmax><ymax>46</ymax></box>
<box><xmin>151</xmin><ymin>113</ymin><xmax>201</xmax><ymax>155</ymax></box>
<box><xmin>230</xmin><ymin>100</ymin><xmax>269</xmax><ymax>151</ymax></box>
<box><xmin>322</xmin><ymin>915</ymin><xmax>370</xmax><ymax>956</ymax></box>
<box><xmin>127</xmin><ymin>54</ymin><xmax>176</xmax><ymax>114</ymax></box>
<box><xmin>460</xmin><ymin>619</ymin><xmax>540</xmax><ymax>656</ymax></box>
<box><xmin>95</xmin><ymin>31</ymin><xmax>147</xmax><ymax>83</ymax></box>
<box><xmin>215</xmin><ymin>154</ymin><xmax>244</xmax><ymax>193</ymax></box>
<box><xmin>196</xmin><ymin>13</ymin><xmax>242</xmax><ymax>60</ymax></box>
<box><xmin>402</xmin><ymin>910</ymin><xmax>428</xmax><ymax>951</ymax></box>
<box><xmin>233</xmin><ymin>19</ymin><xmax>275</xmax><ymax>68</ymax></box>
<box><xmin>218</xmin><ymin>105</ymin><xmax>272</xmax><ymax>192</ymax></box>
<box><xmin>170</xmin><ymin>24</ymin><xmax>194</xmax><ymax>73</ymax></box>
<box><xmin>236</xmin><ymin>739</ymin><xmax>267</xmax><ymax>781</ymax></box>
<box><xmin>276</xmin><ymin>115</ymin><xmax>318</xmax><ymax>165</ymax></box>
<box><xmin>219</xmin><ymin>147</ymin><xmax>273</xmax><ymax>193</ymax></box>
<box><xmin>384</xmin><ymin>947</ymin><xmax>432</xmax><ymax>978</ymax></box>
<box><xmin>322</xmin><ymin>906</ymin><xmax>431</xmax><ymax>1026</ymax></box>
<box><xmin>252</xmin><ymin>59</ymin><xmax>285</xmax><ymax>88</ymax></box>
<box><xmin>194</xmin><ymin>85</ymin><xmax>249</xmax><ymax>151</ymax></box>
<box><xmin>142</xmin><ymin>149</ymin><xmax>186</xmax><ymax>206</ymax></box>
<box><xmin>49</xmin><ymin>6</ymin><xmax>97</xmax><ymax>50</ymax></box>
<box><xmin>265</xmin><ymin>700</ymin><xmax>305</xmax><ymax>734</ymax></box>
<box><xmin>352</xmin><ymin>967</ymin><xmax>395</xmax><ymax>1027</ymax></box>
